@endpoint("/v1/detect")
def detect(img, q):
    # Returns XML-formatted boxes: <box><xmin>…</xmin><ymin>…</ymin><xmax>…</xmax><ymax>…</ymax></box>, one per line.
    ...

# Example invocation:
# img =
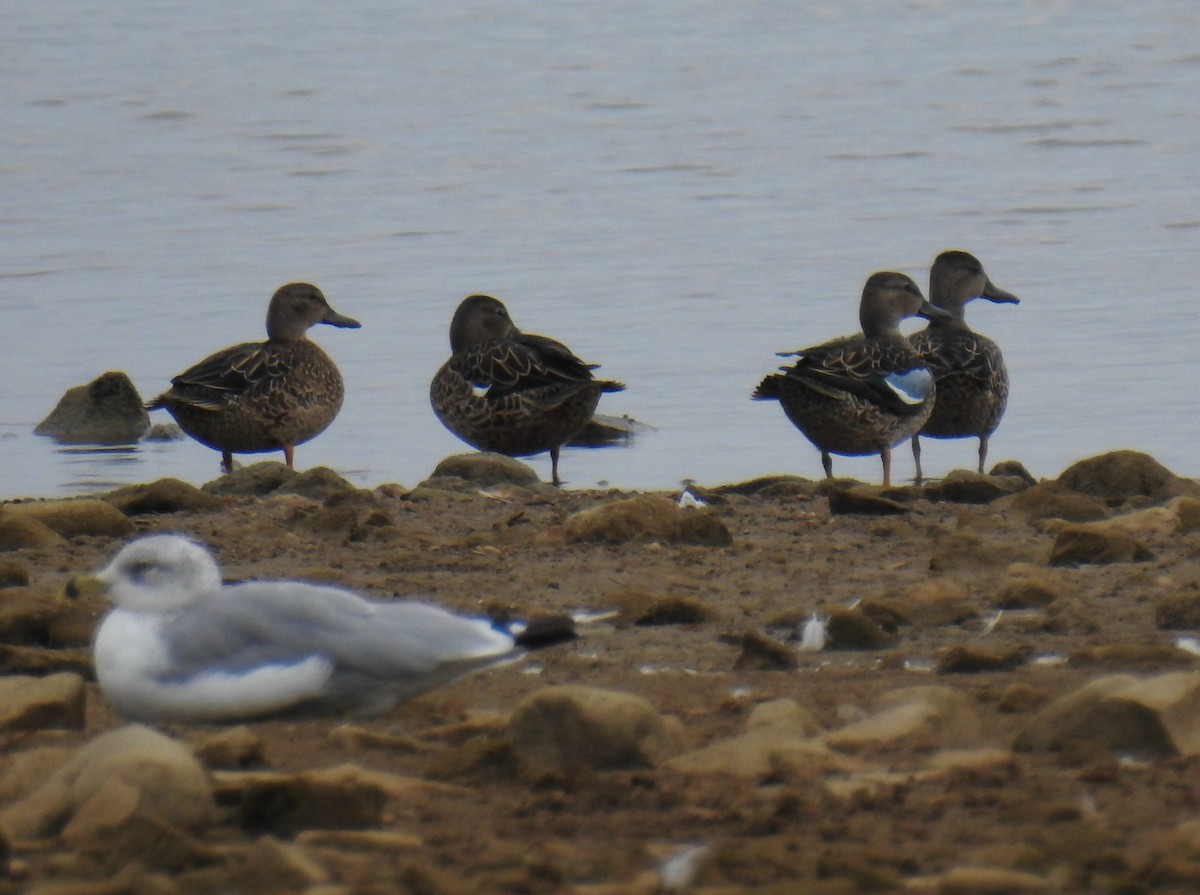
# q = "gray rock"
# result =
<box><xmin>34</xmin><ymin>371</ymin><xmax>150</xmax><ymax>445</ymax></box>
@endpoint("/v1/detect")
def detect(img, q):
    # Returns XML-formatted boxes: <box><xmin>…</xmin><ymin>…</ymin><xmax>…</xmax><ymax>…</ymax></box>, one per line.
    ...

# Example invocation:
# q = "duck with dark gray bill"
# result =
<box><xmin>909</xmin><ymin>251</ymin><xmax>1019</xmax><ymax>481</ymax></box>
<box><xmin>148</xmin><ymin>282</ymin><xmax>360</xmax><ymax>473</ymax></box>
<box><xmin>753</xmin><ymin>271</ymin><xmax>952</xmax><ymax>486</ymax></box>
<box><xmin>430</xmin><ymin>294</ymin><xmax>625</xmax><ymax>485</ymax></box>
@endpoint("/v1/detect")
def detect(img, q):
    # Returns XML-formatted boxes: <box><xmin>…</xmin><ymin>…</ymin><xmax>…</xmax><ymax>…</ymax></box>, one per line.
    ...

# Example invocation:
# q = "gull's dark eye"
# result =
<box><xmin>127</xmin><ymin>560</ymin><xmax>155</xmax><ymax>581</ymax></box>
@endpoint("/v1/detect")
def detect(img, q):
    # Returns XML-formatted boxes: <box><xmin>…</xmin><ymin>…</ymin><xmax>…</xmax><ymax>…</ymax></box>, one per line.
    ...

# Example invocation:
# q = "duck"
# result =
<box><xmin>909</xmin><ymin>251</ymin><xmax>1019</xmax><ymax>480</ymax></box>
<box><xmin>753</xmin><ymin>271</ymin><xmax>951</xmax><ymax>486</ymax></box>
<box><xmin>430</xmin><ymin>294</ymin><xmax>625</xmax><ymax>485</ymax></box>
<box><xmin>148</xmin><ymin>282</ymin><xmax>360</xmax><ymax>473</ymax></box>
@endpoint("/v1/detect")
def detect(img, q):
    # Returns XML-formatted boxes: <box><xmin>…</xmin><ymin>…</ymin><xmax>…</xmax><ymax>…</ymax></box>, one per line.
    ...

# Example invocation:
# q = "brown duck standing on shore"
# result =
<box><xmin>148</xmin><ymin>283</ymin><xmax>360</xmax><ymax>473</ymax></box>
<box><xmin>909</xmin><ymin>251</ymin><xmax>1019</xmax><ymax>481</ymax></box>
<box><xmin>753</xmin><ymin>272</ymin><xmax>951</xmax><ymax>486</ymax></box>
<box><xmin>430</xmin><ymin>294</ymin><xmax>625</xmax><ymax>485</ymax></box>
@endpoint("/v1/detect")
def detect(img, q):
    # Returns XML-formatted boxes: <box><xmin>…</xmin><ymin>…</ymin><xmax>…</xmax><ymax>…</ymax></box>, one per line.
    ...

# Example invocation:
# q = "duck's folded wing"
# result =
<box><xmin>155</xmin><ymin>342</ymin><xmax>281</xmax><ymax>410</ymax></box>
<box><xmin>452</xmin><ymin>339</ymin><xmax>596</xmax><ymax>399</ymax></box>
<box><xmin>785</xmin><ymin>340</ymin><xmax>934</xmax><ymax>416</ymax></box>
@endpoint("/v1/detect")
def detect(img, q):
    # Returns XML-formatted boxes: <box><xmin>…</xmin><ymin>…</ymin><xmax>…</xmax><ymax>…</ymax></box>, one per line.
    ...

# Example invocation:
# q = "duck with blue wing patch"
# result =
<box><xmin>68</xmin><ymin>535</ymin><xmax>570</xmax><ymax>723</ymax></box>
<box><xmin>753</xmin><ymin>271</ymin><xmax>950</xmax><ymax>486</ymax></box>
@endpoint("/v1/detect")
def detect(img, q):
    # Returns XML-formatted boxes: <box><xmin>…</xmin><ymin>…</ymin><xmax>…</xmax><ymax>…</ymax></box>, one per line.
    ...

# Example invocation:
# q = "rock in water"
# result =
<box><xmin>35</xmin><ymin>371</ymin><xmax>150</xmax><ymax>444</ymax></box>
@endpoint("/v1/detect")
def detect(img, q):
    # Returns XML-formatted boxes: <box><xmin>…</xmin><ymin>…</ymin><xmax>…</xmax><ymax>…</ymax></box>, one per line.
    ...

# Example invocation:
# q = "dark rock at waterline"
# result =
<box><xmin>427</xmin><ymin>452</ymin><xmax>542</xmax><ymax>488</ymax></box>
<box><xmin>105</xmin><ymin>478</ymin><xmax>223</xmax><ymax>515</ymax></box>
<box><xmin>1056</xmin><ymin>450</ymin><xmax>1177</xmax><ymax>505</ymax></box>
<box><xmin>566</xmin><ymin>413</ymin><xmax>653</xmax><ymax>448</ymax></box>
<box><xmin>34</xmin><ymin>371</ymin><xmax>150</xmax><ymax>445</ymax></box>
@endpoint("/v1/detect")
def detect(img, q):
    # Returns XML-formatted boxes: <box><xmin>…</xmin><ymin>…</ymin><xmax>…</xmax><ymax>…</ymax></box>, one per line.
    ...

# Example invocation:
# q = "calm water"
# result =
<box><xmin>2</xmin><ymin>1</ymin><xmax>1197</xmax><ymax>499</ymax></box>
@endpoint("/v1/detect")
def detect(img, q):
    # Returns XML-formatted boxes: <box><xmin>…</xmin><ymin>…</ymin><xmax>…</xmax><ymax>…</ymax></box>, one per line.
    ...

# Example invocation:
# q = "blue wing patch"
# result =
<box><xmin>882</xmin><ymin>368</ymin><xmax>933</xmax><ymax>406</ymax></box>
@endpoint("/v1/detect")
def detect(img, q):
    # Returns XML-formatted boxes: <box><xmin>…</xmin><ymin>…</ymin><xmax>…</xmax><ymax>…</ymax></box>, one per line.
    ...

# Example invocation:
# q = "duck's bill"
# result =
<box><xmin>981</xmin><ymin>280</ymin><xmax>1020</xmax><ymax>304</ymax></box>
<box><xmin>917</xmin><ymin>299</ymin><xmax>954</xmax><ymax>321</ymax></box>
<box><xmin>322</xmin><ymin>310</ymin><xmax>362</xmax><ymax>328</ymax></box>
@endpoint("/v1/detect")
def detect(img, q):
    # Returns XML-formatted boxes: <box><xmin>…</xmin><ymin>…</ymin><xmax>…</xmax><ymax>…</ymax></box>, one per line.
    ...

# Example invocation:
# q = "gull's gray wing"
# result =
<box><xmin>160</xmin><ymin>581</ymin><xmax>515</xmax><ymax>689</ymax></box>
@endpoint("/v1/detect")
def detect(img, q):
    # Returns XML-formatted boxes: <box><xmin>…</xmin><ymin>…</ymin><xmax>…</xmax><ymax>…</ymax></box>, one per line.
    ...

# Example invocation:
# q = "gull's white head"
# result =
<box><xmin>96</xmin><ymin>535</ymin><xmax>223</xmax><ymax>612</ymax></box>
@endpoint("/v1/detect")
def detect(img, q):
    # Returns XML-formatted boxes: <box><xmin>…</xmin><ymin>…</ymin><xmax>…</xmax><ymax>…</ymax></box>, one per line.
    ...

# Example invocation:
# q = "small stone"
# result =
<box><xmin>428</xmin><ymin>452</ymin><xmax>541</xmax><ymax>487</ymax></box>
<box><xmin>238</xmin><ymin>772</ymin><xmax>385</xmax><ymax>835</ymax></box>
<box><xmin>34</xmin><ymin>371</ymin><xmax>149</xmax><ymax>445</ymax></box>
<box><xmin>202</xmin><ymin>461</ymin><xmax>298</xmax><ymax>496</ymax></box>
<box><xmin>915</xmin><ymin>866</ymin><xmax>1056</xmax><ymax>894</ymax></box>
<box><xmin>930</xmin><ymin>532</ymin><xmax>1024</xmax><ymax>571</ymax></box>
<box><xmin>639</xmin><ymin>597</ymin><xmax>715</xmax><ymax>625</ymax></box>
<box><xmin>0</xmin><ymin>559</ymin><xmax>30</xmax><ymax>589</ymax></box>
<box><xmin>0</xmin><ymin>645</ymin><xmax>94</xmax><ymax>678</ymax></box>
<box><xmin>0</xmin><ymin>724</ymin><xmax>214</xmax><ymax>845</ymax></box>
<box><xmin>883</xmin><ymin>579</ymin><xmax>978</xmax><ymax>627</ymax></box>
<box><xmin>995</xmin><ymin>565</ymin><xmax>1069</xmax><ymax>609</ymax></box>
<box><xmin>276</xmin><ymin>466</ymin><xmax>357</xmax><ymax>501</ymax></box>
<box><xmin>936</xmin><ymin>644</ymin><xmax>1025</xmax><ymax>674</ymax></box>
<box><xmin>0</xmin><ymin>673</ymin><xmax>85</xmax><ymax>732</ymax></box>
<box><xmin>1049</xmin><ymin>523</ymin><xmax>1155</xmax><ymax>566</ymax></box>
<box><xmin>0</xmin><ymin>515</ymin><xmax>76</xmax><ymax>551</ymax></box>
<box><xmin>825</xmin><ymin>686</ymin><xmax>982</xmax><ymax>750</ymax></box>
<box><xmin>1173</xmin><ymin>496</ymin><xmax>1200</xmax><ymax>533</ymax></box>
<box><xmin>507</xmin><ymin>685</ymin><xmax>683</xmax><ymax>776</ymax></box>
<box><xmin>997</xmin><ymin>683</ymin><xmax>1051</xmax><ymax>713</ymax></box>
<box><xmin>733</xmin><ymin>629</ymin><xmax>798</xmax><ymax>670</ymax></box>
<box><xmin>989</xmin><ymin>460</ymin><xmax>1036</xmax><ymax>484</ymax></box>
<box><xmin>715</xmin><ymin>475</ymin><xmax>820</xmax><ymax>499</ymax></box>
<box><xmin>1156</xmin><ymin>589</ymin><xmax>1200</xmax><ymax>630</ymax></box>
<box><xmin>824</xmin><ymin>607</ymin><xmax>895</xmax><ymax>650</ymax></box>
<box><xmin>3</xmin><ymin>500</ymin><xmax>134</xmax><ymax>540</ymax></box>
<box><xmin>1056</xmin><ymin>450</ymin><xmax>1177</xmax><ymax>504</ymax></box>
<box><xmin>1004</xmin><ymin>481</ymin><xmax>1111</xmax><ymax>522</ymax></box>
<box><xmin>561</xmin><ymin>495</ymin><xmax>732</xmax><ymax>546</ymax></box>
<box><xmin>1067</xmin><ymin>643</ymin><xmax>1196</xmax><ymax>668</ymax></box>
<box><xmin>233</xmin><ymin>836</ymin><xmax>330</xmax><ymax>892</ymax></box>
<box><xmin>1015</xmin><ymin>672</ymin><xmax>1200</xmax><ymax>759</ymax></box>
<box><xmin>193</xmin><ymin>726</ymin><xmax>266</xmax><ymax>769</ymax></box>
<box><xmin>923</xmin><ymin>469</ymin><xmax>1029</xmax><ymax>504</ymax></box>
<box><xmin>826</xmin><ymin>485</ymin><xmax>911</xmax><ymax>516</ymax></box>
<box><xmin>104</xmin><ymin>478</ymin><xmax>223</xmax><ymax>515</ymax></box>
<box><xmin>667</xmin><ymin>699</ymin><xmax>848</xmax><ymax>779</ymax></box>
